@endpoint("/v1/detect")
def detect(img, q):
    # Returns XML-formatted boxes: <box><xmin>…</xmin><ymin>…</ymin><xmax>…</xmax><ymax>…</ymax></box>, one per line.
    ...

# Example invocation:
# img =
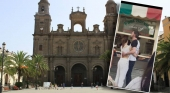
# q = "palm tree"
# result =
<box><xmin>31</xmin><ymin>55</ymin><xmax>48</xmax><ymax>87</ymax></box>
<box><xmin>0</xmin><ymin>53</ymin><xmax>16</xmax><ymax>81</ymax></box>
<box><xmin>32</xmin><ymin>55</ymin><xmax>48</xmax><ymax>76</ymax></box>
<box><xmin>99</xmin><ymin>50</ymin><xmax>112</xmax><ymax>61</ymax></box>
<box><xmin>3</xmin><ymin>56</ymin><xmax>16</xmax><ymax>78</ymax></box>
<box><xmin>10</xmin><ymin>51</ymin><xmax>30</xmax><ymax>82</ymax></box>
<box><xmin>154</xmin><ymin>35</ymin><xmax>170</xmax><ymax>75</ymax></box>
<box><xmin>22</xmin><ymin>59</ymin><xmax>36</xmax><ymax>88</ymax></box>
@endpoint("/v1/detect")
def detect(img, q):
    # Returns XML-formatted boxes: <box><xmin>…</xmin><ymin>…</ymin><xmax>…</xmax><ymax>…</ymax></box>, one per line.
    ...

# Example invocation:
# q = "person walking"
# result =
<box><xmin>96</xmin><ymin>82</ymin><xmax>99</xmax><ymax>90</ymax></box>
<box><xmin>71</xmin><ymin>84</ymin><xmax>73</xmax><ymax>89</ymax></box>
<box><xmin>63</xmin><ymin>83</ymin><xmax>65</xmax><ymax>89</ymax></box>
<box><xmin>91</xmin><ymin>83</ymin><xmax>93</xmax><ymax>88</ymax></box>
<box><xmin>96</xmin><ymin>85</ymin><xmax>98</xmax><ymax>90</ymax></box>
<box><xmin>81</xmin><ymin>82</ymin><xmax>83</xmax><ymax>88</ymax></box>
<box><xmin>60</xmin><ymin>84</ymin><xmax>62</xmax><ymax>90</ymax></box>
<box><xmin>56</xmin><ymin>84</ymin><xmax>58</xmax><ymax>90</ymax></box>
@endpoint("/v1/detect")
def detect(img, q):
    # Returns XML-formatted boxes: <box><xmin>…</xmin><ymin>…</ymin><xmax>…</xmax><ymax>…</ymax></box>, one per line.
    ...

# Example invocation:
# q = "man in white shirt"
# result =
<box><xmin>122</xmin><ymin>30</ymin><xmax>140</xmax><ymax>86</ymax></box>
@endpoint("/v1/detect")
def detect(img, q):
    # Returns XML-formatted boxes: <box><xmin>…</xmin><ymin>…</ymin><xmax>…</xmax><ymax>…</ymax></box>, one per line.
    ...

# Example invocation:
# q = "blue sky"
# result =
<box><xmin>0</xmin><ymin>0</ymin><xmax>169</xmax><ymax>55</ymax></box>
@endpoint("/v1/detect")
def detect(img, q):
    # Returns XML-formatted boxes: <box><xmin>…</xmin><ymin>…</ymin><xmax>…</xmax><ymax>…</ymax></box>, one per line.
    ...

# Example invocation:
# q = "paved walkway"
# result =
<box><xmin>4</xmin><ymin>87</ymin><xmax>141</xmax><ymax>93</ymax></box>
<box><xmin>3</xmin><ymin>87</ymin><xmax>168</xmax><ymax>93</ymax></box>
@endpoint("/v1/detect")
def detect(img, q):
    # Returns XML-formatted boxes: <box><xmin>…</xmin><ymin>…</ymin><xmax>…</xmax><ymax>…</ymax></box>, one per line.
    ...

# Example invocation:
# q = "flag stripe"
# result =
<box><xmin>120</xmin><ymin>2</ymin><xmax>162</xmax><ymax>20</ymax></box>
<box><xmin>131</xmin><ymin>5</ymin><xmax>148</xmax><ymax>17</ymax></box>
<box><xmin>120</xmin><ymin>3</ymin><xmax>132</xmax><ymax>16</ymax></box>
<box><xmin>147</xmin><ymin>8</ymin><xmax>162</xmax><ymax>20</ymax></box>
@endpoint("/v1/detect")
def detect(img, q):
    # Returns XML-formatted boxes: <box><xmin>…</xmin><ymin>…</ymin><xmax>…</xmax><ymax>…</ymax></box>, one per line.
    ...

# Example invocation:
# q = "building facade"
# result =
<box><xmin>0</xmin><ymin>49</ymin><xmax>21</xmax><ymax>87</ymax></box>
<box><xmin>158</xmin><ymin>31</ymin><xmax>164</xmax><ymax>41</ymax></box>
<box><xmin>33</xmin><ymin>0</ymin><xmax>117</xmax><ymax>86</ymax></box>
<box><xmin>162</xmin><ymin>16</ymin><xmax>170</xmax><ymax>41</ymax></box>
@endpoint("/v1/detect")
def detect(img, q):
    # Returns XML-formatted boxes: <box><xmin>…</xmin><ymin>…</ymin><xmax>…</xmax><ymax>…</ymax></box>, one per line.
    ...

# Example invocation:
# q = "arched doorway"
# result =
<box><xmin>54</xmin><ymin>66</ymin><xmax>65</xmax><ymax>85</ymax></box>
<box><xmin>71</xmin><ymin>63</ymin><xmax>87</xmax><ymax>86</ymax></box>
<box><xmin>92</xmin><ymin>66</ymin><xmax>103</xmax><ymax>86</ymax></box>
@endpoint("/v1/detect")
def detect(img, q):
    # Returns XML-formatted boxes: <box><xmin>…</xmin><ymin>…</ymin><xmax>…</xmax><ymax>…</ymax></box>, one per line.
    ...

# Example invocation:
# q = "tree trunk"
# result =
<box><xmin>18</xmin><ymin>69</ymin><xmax>21</xmax><ymax>82</ymax></box>
<box><xmin>26</xmin><ymin>76</ymin><xmax>29</xmax><ymax>88</ymax></box>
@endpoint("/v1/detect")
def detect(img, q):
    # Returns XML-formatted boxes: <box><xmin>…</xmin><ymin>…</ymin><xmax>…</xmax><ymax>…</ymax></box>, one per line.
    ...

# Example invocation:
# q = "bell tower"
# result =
<box><xmin>38</xmin><ymin>0</ymin><xmax>50</xmax><ymax>14</ymax></box>
<box><xmin>34</xmin><ymin>0</ymin><xmax>51</xmax><ymax>35</ymax></box>
<box><xmin>69</xmin><ymin>7</ymin><xmax>87</xmax><ymax>33</ymax></box>
<box><xmin>33</xmin><ymin>0</ymin><xmax>51</xmax><ymax>56</ymax></box>
<box><xmin>104</xmin><ymin>0</ymin><xmax>117</xmax><ymax>36</ymax></box>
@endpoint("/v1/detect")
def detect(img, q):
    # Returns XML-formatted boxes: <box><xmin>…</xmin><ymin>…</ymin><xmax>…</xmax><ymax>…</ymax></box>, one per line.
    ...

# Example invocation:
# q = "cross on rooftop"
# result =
<box><xmin>77</xmin><ymin>6</ymin><xmax>80</xmax><ymax>11</ymax></box>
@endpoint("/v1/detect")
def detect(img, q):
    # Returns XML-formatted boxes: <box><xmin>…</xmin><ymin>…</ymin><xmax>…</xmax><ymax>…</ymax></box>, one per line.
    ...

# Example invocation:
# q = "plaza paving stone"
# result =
<box><xmin>4</xmin><ymin>87</ymin><xmax>143</xmax><ymax>93</ymax></box>
<box><xmin>4</xmin><ymin>87</ymin><xmax>166</xmax><ymax>93</ymax></box>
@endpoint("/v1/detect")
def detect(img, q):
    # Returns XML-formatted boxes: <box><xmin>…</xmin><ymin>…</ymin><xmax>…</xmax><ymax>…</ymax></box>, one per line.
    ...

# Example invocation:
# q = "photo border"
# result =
<box><xmin>107</xmin><ymin>0</ymin><xmax>163</xmax><ymax>93</ymax></box>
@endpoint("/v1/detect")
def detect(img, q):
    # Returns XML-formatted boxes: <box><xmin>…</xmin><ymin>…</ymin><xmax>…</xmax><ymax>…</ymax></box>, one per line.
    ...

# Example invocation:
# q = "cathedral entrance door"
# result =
<box><xmin>55</xmin><ymin>66</ymin><xmax>65</xmax><ymax>86</ymax></box>
<box><xmin>71</xmin><ymin>63</ymin><xmax>87</xmax><ymax>86</ymax></box>
<box><xmin>93</xmin><ymin>66</ymin><xmax>103</xmax><ymax>85</ymax></box>
<box><xmin>74</xmin><ymin>73</ymin><xmax>82</xmax><ymax>86</ymax></box>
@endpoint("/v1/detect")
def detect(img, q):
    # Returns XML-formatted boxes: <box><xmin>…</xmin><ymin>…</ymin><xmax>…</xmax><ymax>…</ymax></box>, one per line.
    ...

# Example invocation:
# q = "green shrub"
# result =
<box><xmin>15</xmin><ymin>82</ymin><xmax>23</xmax><ymax>88</ymax></box>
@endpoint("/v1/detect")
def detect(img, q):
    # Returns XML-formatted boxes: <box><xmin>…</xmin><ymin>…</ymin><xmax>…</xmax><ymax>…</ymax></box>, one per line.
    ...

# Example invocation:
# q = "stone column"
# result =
<box><xmin>67</xmin><ymin>38</ymin><xmax>69</xmax><ymax>55</ymax></box>
<box><xmin>88</xmin><ymin>38</ymin><xmax>90</xmax><ymax>55</ymax></box>
<box><xmin>88</xmin><ymin>57</ymin><xmax>92</xmax><ymax>85</ymax></box>
<box><xmin>168</xmin><ymin>71</ymin><xmax>170</xmax><ymax>87</ymax></box>
<box><xmin>104</xmin><ymin>37</ymin><xmax>106</xmax><ymax>51</ymax></box>
<box><xmin>66</xmin><ymin>58</ymin><xmax>70</xmax><ymax>85</ymax></box>
<box><xmin>108</xmin><ymin>36</ymin><xmax>113</xmax><ymax>50</ymax></box>
<box><xmin>104</xmin><ymin>59</ymin><xmax>108</xmax><ymax>85</ymax></box>
<box><xmin>44</xmin><ymin>58</ymin><xmax>48</xmax><ymax>82</ymax></box>
<box><xmin>50</xmin><ymin>58</ymin><xmax>53</xmax><ymax>83</ymax></box>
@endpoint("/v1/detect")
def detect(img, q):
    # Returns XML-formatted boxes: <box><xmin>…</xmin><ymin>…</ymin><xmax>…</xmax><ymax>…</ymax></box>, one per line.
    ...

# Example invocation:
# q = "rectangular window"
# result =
<box><xmin>57</xmin><ymin>46</ymin><xmax>62</xmax><ymax>55</ymax></box>
<box><xmin>39</xmin><ymin>45</ymin><xmax>42</xmax><ymax>51</ymax></box>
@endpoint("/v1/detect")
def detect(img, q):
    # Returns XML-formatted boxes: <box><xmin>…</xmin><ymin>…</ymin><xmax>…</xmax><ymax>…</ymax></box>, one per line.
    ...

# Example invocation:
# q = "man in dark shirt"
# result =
<box><xmin>122</xmin><ymin>30</ymin><xmax>140</xmax><ymax>86</ymax></box>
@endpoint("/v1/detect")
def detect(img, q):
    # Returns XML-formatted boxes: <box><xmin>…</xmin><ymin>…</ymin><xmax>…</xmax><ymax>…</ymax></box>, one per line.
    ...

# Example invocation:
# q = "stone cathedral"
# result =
<box><xmin>33</xmin><ymin>0</ymin><xmax>117</xmax><ymax>86</ymax></box>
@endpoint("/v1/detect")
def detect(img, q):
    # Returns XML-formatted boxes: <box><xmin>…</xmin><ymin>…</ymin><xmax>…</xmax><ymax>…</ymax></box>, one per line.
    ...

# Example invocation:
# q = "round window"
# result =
<box><xmin>74</xmin><ymin>41</ymin><xmax>84</xmax><ymax>52</ymax></box>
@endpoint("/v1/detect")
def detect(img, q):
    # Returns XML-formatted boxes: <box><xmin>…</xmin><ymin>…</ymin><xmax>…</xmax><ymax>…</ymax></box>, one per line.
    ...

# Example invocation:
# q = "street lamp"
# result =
<box><xmin>92</xmin><ymin>66</ymin><xmax>97</xmax><ymax>85</ymax></box>
<box><xmin>0</xmin><ymin>42</ymin><xmax>8</xmax><ymax>93</ymax></box>
<box><xmin>35</xmin><ymin>63</ymin><xmax>38</xmax><ymax>90</ymax></box>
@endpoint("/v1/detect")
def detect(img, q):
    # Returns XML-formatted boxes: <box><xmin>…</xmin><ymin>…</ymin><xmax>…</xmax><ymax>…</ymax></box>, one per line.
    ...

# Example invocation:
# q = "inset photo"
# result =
<box><xmin>107</xmin><ymin>0</ymin><xmax>163</xmax><ymax>93</ymax></box>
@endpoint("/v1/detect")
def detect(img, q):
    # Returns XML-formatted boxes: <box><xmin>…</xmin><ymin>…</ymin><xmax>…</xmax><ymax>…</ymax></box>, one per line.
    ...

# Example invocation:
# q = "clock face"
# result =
<box><xmin>40</xmin><ymin>28</ymin><xmax>43</xmax><ymax>30</ymax></box>
<box><xmin>74</xmin><ymin>41</ymin><xmax>84</xmax><ymax>52</ymax></box>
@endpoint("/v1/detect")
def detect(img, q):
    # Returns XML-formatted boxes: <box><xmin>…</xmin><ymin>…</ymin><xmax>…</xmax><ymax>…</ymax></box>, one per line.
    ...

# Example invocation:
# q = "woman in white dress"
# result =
<box><xmin>113</xmin><ymin>35</ymin><xmax>132</xmax><ymax>88</ymax></box>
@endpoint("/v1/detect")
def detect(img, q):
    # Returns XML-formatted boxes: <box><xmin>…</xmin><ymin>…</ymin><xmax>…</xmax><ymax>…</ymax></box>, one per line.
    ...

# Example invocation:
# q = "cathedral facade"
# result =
<box><xmin>33</xmin><ymin>0</ymin><xmax>117</xmax><ymax>86</ymax></box>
